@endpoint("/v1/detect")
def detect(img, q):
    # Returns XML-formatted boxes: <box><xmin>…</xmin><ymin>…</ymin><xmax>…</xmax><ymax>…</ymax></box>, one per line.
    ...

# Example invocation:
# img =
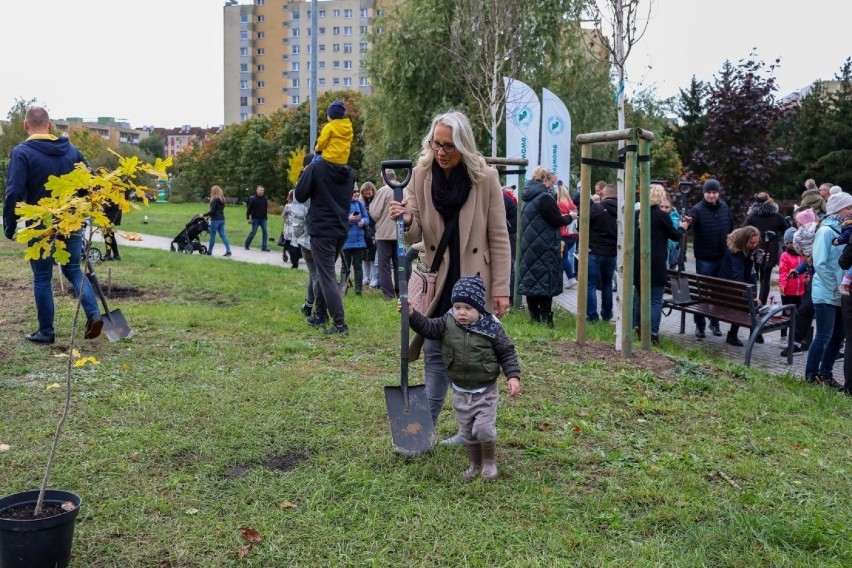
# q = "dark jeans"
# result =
<box><xmin>633</xmin><ymin>286</ymin><xmax>665</xmax><ymax>335</ymax></box>
<box><xmin>376</xmin><ymin>239</ymin><xmax>399</xmax><ymax>299</ymax></box>
<box><xmin>424</xmin><ymin>338</ymin><xmax>449</xmax><ymax>425</ymax></box>
<box><xmin>795</xmin><ymin>281</ymin><xmax>814</xmax><ymax>343</ymax></box>
<box><xmin>341</xmin><ymin>248</ymin><xmax>365</xmax><ymax>292</ymax></box>
<box><xmin>805</xmin><ymin>302</ymin><xmax>844</xmax><ymax>379</ymax></box>
<box><xmin>310</xmin><ymin>236</ymin><xmax>346</xmax><ymax>326</ymax></box>
<box><xmin>245</xmin><ymin>218</ymin><xmax>269</xmax><ymax>250</ymax></box>
<box><xmin>587</xmin><ymin>253</ymin><xmax>616</xmax><ymax>321</ymax></box>
<box><xmin>757</xmin><ymin>263</ymin><xmax>775</xmax><ymax>306</ymax></box>
<box><xmin>694</xmin><ymin>258</ymin><xmax>721</xmax><ymax>330</ymax></box>
<box><xmin>30</xmin><ymin>231</ymin><xmax>100</xmax><ymax>336</ymax></box>
<box><xmin>842</xmin><ymin>295</ymin><xmax>852</xmax><ymax>391</ymax></box>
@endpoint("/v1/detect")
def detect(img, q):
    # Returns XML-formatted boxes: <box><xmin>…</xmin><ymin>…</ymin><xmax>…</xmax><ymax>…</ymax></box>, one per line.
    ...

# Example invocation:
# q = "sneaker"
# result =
<box><xmin>695</xmin><ymin>328</ymin><xmax>706</xmax><ymax>339</ymax></box>
<box><xmin>709</xmin><ymin>324</ymin><xmax>723</xmax><ymax>337</ymax></box>
<box><xmin>439</xmin><ymin>433</ymin><xmax>464</xmax><ymax>446</ymax></box>
<box><xmin>244</xmin><ymin>245</ymin><xmax>250</xmax><ymax>250</ymax></box>
<box><xmin>564</xmin><ymin>278</ymin><xmax>577</xmax><ymax>289</ymax></box>
<box><xmin>224</xmin><ymin>251</ymin><xmax>232</xmax><ymax>257</ymax></box>
<box><xmin>780</xmin><ymin>343</ymin><xmax>802</xmax><ymax>357</ymax></box>
<box><xmin>726</xmin><ymin>333</ymin><xmax>744</xmax><ymax>347</ymax></box>
<box><xmin>300</xmin><ymin>303</ymin><xmax>312</xmax><ymax>317</ymax></box>
<box><xmin>25</xmin><ymin>331</ymin><xmax>55</xmax><ymax>345</ymax></box>
<box><xmin>324</xmin><ymin>324</ymin><xmax>349</xmax><ymax>336</ymax></box>
<box><xmin>262</xmin><ymin>249</ymin><xmax>270</xmax><ymax>252</ymax></box>
<box><xmin>84</xmin><ymin>315</ymin><xmax>103</xmax><ymax>339</ymax></box>
<box><xmin>823</xmin><ymin>377</ymin><xmax>845</xmax><ymax>391</ymax></box>
<box><xmin>306</xmin><ymin>315</ymin><xmax>327</xmax><ymax>328</ymax></box>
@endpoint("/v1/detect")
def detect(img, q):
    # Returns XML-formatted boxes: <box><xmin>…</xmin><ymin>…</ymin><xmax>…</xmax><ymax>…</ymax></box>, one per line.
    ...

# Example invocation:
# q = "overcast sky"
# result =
<box><xmin>0</xmin><ymin>0</ymin><xmax>848</xmax><ymax>129</ymax></box>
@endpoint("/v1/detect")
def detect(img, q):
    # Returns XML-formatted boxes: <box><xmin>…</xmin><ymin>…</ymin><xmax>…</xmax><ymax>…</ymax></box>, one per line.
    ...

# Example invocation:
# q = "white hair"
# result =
<box><xmin>417</xmin><ymin>111</ymin><xmax>484</xmax><ymax>185</ymax></box>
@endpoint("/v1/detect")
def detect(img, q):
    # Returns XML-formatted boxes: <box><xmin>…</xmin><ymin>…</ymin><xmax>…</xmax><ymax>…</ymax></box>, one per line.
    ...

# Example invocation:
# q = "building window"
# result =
<box><xmin>318</xmin><ymin>27</ymin><xmax>325</xmax><ymax>34</ymax></box>
<box><xmin>240</xmin><ymin>31</ymin><xmax>248</xmax><ymax>40</ymax></box>
<box><xmin>257</xmin><ymin>97</ymin><xmax>265</xmax><ymax>105</ymax></box>
<box><xmin>333</xmin><ymin>43</ymin><xmax>340</xmax><ymax>52</ymax></box>
<box><xmin>257</xmin><ymin>81</ymin><xmax>265</xmax><ymax>88</ymax></box>
<box><xmin>240</xmin><ymin>63</ymin><xmax>248</xmax><ymax>72</ymax></box>
<box><xmin>241</xmin><ymin>14</ymin><xmax>248</xmax><ymax>23</ymax></box>
<box><xmin>240</xmin><ymin>47</ymin><xmax>249</xmax><ymax>56</ymax></box>
<box><xmin>292</xmin><ymin>45</ymin><xmax>300</xmax><ymax>54</ymax></box>
<box><xmin>257</xmin><ymin>64</ymin><xmax>264</xmax><ymax>72</ymax></box>
<box><xmin>292</xmin><ymin>96</ymin><xmax>300</xmax><ymax>104</ymax></box>
<box><xmin>307</xmin><ymin>61</ymin><xmax>312</xmax><ymax>70</ymax></box>
<box><xmin>359</xmin><ymin>41</ymin><xmax>368</xmax><ymax>53</ymax></box>
<box><xmin>360</xmin><ymin>8</ymin><xmax>368</xmax><ymax>17</ymax></box>
<box><xmin>291</xmin><ymin>11</ymin><xmax>299</xmax><ymax>19</ymax></box>
<box><xmin>344</xmin><ymin>26</ymin><xmax>352</xmax><ymax>36</ymax></box>
<box><xmin>333</xmin><ymin>60</ymin><xmax>340</xmax><ymax>69</ymax></box>
<box><xmin>256</xmin><ymin>48</ymin><xmax>265</xmax><ymax>55</ymax></box>
<box><xmin>292</xmin><ymin>62</ymin><xmax>300</xmax><ymax>71</ymax></box>
<box><xmin>360</xmin><ymin>77</ymin><xmax>368</xmax><ymax>87</ymax></box>
<box><xmin>292</xmin><ymin>28</ymin><xmax>299</xmax><ymax>37</ymax></box>
<box><xmin>344</xmin><ymin>60</ymin><xmax>352</xmax><ymax>69</ymax></box>
<box><xmin>307</xmin><ymin>45</ymin><xmax>311</xmax><ymax>53</ymax></box>
<box><xmin>360</xmin><ymin>25</ymin><xmax>367</xmax><ymax>35</ymax></box>
<box><xmin>344</xmin><ymin>9</ymin><xmax>353</xmax><ymax>18</ymax></box>
<box><xmin>344</xmin><ymin>43</ymin><xmax>352</xmax><ymax>53</ymax></box>
<box><xmin>257</xmin><ymin>15</ymin><xmax>264</xmax><ymax>23</ymax></box>
<box><xmin>257</xmin><ymin>32</ymin><xmax>264</xmax><ymax>39</ymax></box>
<box><xmin>318</xmin><ymin>10</ymin><xmax>325</xmax><ymax>17</ymax></box>
<box><xmin>377</xmin><ymin>9</ymin><xmax>384</xmax><ymax>16</ymax></box>
<box><xmin>333</xmin><ymin>78</ymin><xmax>340</xmax><ymax>85</ymax></box>
<box><xmin>256</xmin><ymin>0</ymin><xmax>264</xmax><ymax>5</ymax></box>
<box><xmin>333</xmin><ymin>26</ymin><xmax>340</xmax><ymax>35</ymax></box>
<box><xmin>319</xmin><ymin>78</ymin><xmax>326</xmax><ymax>86</ymax></box>
<box><xmin>240</xmin><ymin>96</ymin><xmax>248</xmax><ymax>106</ymax></box>
<box><xmin>333</xmin><ymin>9</ymin><xmax>340</xmax><ymax>17</ymax></box>
<box><xmin>319</xmin><ymin>44</ymin><xmax>326</xmax><ymax>52</ymax></box>
<box><xmin>343</xmin><ymin>77</ymin><xmax>352</xmax><ymax>86</ymax></box>
<box><xmin>241</xmin><ymin>113</ymin><xmax>249</xmax><ymax>121</ymax></box>
<box><xmin>292</xmin><ymin>79</ymin><xmax>300</xmax><ymax>87</ymax></box>
<box><xmin>240</xmin><ymin>80</ymin><xmax>249</xmax><ymax>89</ymax></box>
<box><xmin>318</xmin><ymin>61</ymin><xmax>325</xmax><ymax>69</ymax></box>
<box><xmin>306</xmin><ymin>79</ymin><xmax>311</xmax><ymax>87</ymax></box>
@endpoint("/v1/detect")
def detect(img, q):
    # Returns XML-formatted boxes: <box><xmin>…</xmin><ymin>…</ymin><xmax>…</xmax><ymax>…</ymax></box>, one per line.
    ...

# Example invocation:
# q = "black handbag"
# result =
<box><xmin>277</xmin><ymin>231</ymin><xmax>287</xmax><ymax>247</ymax></box>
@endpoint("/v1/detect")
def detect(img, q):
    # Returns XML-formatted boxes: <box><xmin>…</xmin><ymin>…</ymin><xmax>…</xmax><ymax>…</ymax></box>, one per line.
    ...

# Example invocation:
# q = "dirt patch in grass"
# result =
<box><xmin>555</xmin><ymin>339</ymin><xmax>677</xmax><ymax>379</ymax></box>
<box><xmin>264</xmin><ymin>452</ymin><xmax>309</xmax><ymax>472</ymax></box>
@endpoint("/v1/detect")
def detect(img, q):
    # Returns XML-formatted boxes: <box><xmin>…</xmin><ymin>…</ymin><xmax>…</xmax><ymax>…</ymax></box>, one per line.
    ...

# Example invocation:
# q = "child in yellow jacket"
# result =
<box><xmin>314</xmin><ymin>100</ymin><xmax>353</xmax><ymax>165</ymax></box>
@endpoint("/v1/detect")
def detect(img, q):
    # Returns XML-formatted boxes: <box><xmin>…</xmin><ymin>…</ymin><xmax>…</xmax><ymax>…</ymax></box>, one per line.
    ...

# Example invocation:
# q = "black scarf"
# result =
<box><xmin>431</xmin><ymin>160</ymin><xmax>473</xmax><ymax>315</ymax></box>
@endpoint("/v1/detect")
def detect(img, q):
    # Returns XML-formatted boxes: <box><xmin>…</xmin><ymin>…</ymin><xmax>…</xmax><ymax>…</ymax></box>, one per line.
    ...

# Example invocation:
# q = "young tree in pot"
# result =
<box><xmin>0</xmin><ymin>151</ymin><xmax>170</xmax><ymax>566</ymax></box>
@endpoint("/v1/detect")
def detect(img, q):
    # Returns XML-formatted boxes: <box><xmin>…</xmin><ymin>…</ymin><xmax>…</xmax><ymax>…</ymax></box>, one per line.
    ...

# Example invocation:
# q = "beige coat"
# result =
<box><xmin>404</xmin><ymin>160</ymin><xmax>510</xmax><ymax>359</ymax></box>
<box><xmin>369</xmin><ymin>184</ymin><xmax>399</xmax><ymax>240</ymax></box>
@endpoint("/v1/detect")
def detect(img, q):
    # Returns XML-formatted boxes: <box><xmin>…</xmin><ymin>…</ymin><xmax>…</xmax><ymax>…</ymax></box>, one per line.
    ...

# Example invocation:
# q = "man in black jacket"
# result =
<box><xmin>586</xmin><ymin>184</ymin><xmax>618</xmax><ymax>322</ymax></box>
<box><xmin>294</xmin><ymin>160</ymin><xmax>356</xmax><ymax>335</ymax></box>
<box><xmin>244</xmin><ymin>185</ymin><xmax>269</xmax><ymax>251</ymax></box>
<box><xmin>688</xmin><ymin>179</ymin><xmax>733</xmax><ymax>338</ymax></box>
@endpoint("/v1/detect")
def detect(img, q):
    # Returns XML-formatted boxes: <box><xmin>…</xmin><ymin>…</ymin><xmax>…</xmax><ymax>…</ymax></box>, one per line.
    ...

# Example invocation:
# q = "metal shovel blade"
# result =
<box><xmin>101</xmin><ymin>309</ymin><xmax>134</xmax><ymax>342</ymax></box>
<box><xmin>384</xmin><ymin>384</ymin><xmax>434</xmax><ymax>456</ymax></box>
<box><xmin>670</xmin><ymin>274</ymin><xmax>691</xmax><ymax>304</ymax></box>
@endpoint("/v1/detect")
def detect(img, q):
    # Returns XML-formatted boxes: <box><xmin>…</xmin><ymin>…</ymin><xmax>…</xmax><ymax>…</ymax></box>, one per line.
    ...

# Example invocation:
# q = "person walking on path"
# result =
<box><xmin>203</xmin><ymin>185</ymin><xmax>233</xmax><ymax>257</ymax></box>
<box><xmin>688</xmin><ymin>179</ymin><xmax>732</xmax><ymax>338</ymax></box>
<box><xmin>294</xmin><ymin>150</ymin><xmax>356</xmax><ymax>336</ymax></box>
<box><xmin>281</xmin><ymin>190</ymin><xmax>301</xmax><ymax>268</ymax></box>
<box><xmin>369</xmin><ymin>169</ymin><xmax>400</xmax><ymax>299</ymax></box>
<box><xmin>388</xmin><ymin>110</ymin><xmax>511</xmax><ymax>444</ymax></box>
<box><xmin>244</xmin><ymin>185</ymin><xmax>269</xmax><ymax>251</ymax></box>
<box><xmin>3</xmin><ymin>106</ymin><xmax>103</xmax><ymax>344</ymax></box>
<box><xmin>517</xmin><ymin>167</ymin><xmax>570</xmax><ymax>327</ymax></box>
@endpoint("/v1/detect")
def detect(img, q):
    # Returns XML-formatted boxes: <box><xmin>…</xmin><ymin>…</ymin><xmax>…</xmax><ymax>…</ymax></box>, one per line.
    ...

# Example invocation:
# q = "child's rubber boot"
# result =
<box><xmin>463</xmin><ymin>444</ymin><xmax>482</xmax><ymax>480</ymax></box>
<box><xmin>481</xmin><ymin>441</ymin><xmax>498</xmax><ymax>480</ymax></box>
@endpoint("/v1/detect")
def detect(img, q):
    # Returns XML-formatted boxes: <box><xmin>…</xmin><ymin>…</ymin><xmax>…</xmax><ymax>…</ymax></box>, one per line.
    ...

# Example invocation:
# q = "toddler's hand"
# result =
<box><xmin>507</xmin><ymin>377</ymin><xmax>520</xmax><ymax>397</ymax></box>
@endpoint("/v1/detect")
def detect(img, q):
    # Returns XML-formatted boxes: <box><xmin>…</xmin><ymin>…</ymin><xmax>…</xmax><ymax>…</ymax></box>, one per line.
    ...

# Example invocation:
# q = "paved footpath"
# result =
<box><xmin>113</xmin><ymin>232</ymin><xmax>822</xmax><ymax>379</ymax></box>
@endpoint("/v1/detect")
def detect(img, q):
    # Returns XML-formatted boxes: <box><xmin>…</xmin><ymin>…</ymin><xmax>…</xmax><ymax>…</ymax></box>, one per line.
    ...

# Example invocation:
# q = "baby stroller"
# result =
<box><xmin>170</xmin><ymin>214</ymin><xmax>209</xmax><ymax>254</ymax></box>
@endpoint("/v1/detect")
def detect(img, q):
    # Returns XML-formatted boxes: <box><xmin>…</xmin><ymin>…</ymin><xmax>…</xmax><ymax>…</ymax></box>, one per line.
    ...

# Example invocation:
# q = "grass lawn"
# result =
<box><xmin>0</xmin><ymin>235</ymin><xmax>850</xmax><ymax>567</ymax></box>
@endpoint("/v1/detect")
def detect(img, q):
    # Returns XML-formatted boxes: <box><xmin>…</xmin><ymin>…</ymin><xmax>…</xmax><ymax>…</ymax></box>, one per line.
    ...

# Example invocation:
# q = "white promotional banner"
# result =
<box><xmin>541</xmin><ymin>88</ymin><xmax>572</xmax><ymax>183</ymax></box>
<box><xmin>504</xmin><ymin>77</ymin><xmax>540</xmax><ymax>190</ymax></box>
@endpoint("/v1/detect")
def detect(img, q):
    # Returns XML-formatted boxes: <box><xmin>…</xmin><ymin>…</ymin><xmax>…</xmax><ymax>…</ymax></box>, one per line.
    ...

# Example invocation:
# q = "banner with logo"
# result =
<box><xmin>541</xmin><ymin>88</ymin><xmax>571</xmax><ymax>183</ymax></box>
<box><xmin>504</xmin><ymin>77</ymin><xmax>540</xmax><ymax>190</ymax></box>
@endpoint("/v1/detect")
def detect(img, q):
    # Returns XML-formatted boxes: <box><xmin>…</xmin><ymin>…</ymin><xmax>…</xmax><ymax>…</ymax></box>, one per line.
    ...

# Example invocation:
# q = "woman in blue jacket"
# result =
<box><xmin>341</xmin><ymin>185</ymin><xmax>369</xmax><ymax>295</ymax></box>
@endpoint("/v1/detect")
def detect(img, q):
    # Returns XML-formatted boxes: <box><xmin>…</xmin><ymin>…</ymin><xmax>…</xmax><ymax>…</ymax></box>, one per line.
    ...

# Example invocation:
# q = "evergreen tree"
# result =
<box><xmin>819</xmin><ymin>58</ymin><xmax>852</xmax><ymax>188</ymax></box>
<box><xmin>673</xmin><ymin>76</ymin><xmax>707</xmax><ymax>174</ymax></box>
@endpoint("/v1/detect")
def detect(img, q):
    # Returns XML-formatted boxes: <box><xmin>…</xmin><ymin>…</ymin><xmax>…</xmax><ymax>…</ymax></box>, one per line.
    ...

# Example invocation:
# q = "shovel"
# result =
<box><xmin>669</xmin><ymin>208</ymin><xmax>691</xmax><ymax>304</ymax></box>
<box><xmin>85</xmin><ymin>259</ymin><xmax>133</xmax><ymax>341</ymax></box>
<box><xmin>381</xmin><ymin>159</ymin><xmax>434</xmax><ymax>456</ymax></box>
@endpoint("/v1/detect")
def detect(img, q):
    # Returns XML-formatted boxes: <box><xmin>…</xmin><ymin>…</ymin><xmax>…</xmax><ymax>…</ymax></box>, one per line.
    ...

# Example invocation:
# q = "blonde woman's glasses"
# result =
<box><xmin>429</xmin><ymin>139</ymin><xmax>457</xmax><ymax>154</ymax></box>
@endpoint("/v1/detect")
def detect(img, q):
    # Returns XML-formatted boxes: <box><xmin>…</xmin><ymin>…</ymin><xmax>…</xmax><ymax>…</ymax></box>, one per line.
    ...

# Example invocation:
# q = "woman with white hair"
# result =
<box><xmin>389</xmin><ymin>111</ymin><xmax>511</xmax><ymax>447</ymax></box>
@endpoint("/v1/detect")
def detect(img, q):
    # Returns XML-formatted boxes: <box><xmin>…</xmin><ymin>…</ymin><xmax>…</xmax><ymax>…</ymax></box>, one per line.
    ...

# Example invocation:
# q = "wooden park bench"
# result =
<box><xmin>663</xmin><ymin>270</ymin><xmax>797</xmax><ymax>366</ymax></box>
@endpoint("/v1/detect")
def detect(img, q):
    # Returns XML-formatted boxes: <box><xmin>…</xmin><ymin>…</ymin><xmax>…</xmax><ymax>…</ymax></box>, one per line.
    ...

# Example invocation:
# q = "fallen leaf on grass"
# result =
<box><xmin>279</xmin><ymin>500</ymin><xmax>298</xmax><ymax>509</ymax></box>
<box><xmin>572</xmin><ymin>425</ymin><xmax>583</xmax><ymax>435</ymax></box>
<box><xmin>72</xmin><ymin>348</ymin><xmax>80</xmax><ymax>358</ymax></box>
<box><xmin>185</xmin><ymin>508</ymin><xmax>200</xmax><ymax>515</ymax></box>
<box><xmin>73</xmin><ymin>356</ymin><xmax>100</xmax><ymax>368</ymax></box>
<box><xmin>236</xmin><ymin>545</ymin><xmax>250</xmax><ymax>559</ymax></box>
<box><xmin>0</xmin><ymin>444</ymin><xmax>10</xmax><ymax>452</ymax></box>
<box><xmin>120</xmin><ymin>231</ymin><xmax>142</xmax><ymax>241</ymax></box>
<box><xmin>122</xmin><ymin>363</ymin><xmax>132</xmax><ymax>371</ymax></box>
<box><xmin>792</xmin><ymin>443</ymin><xmax>802</xmax><ymax>450</ymax></box>
<box><xmin>46</xmin><ymin>383</ymin><xmax>62</xmax><ymax>391</ymax></box>
<box><xmin>536</xmin><ymin>423</ymin><xmax>551</xmax><ymax>431</ymax></box>
<box><xmin>53</xmin><ymin>353</ymin><xmax>68</xmax><ymax>358</ymax></box>
<box><xmin>239</xmin><ymin>527</ymin><xmax>262</xmax><ymax>543</ymax></box>
<box><xmin>61</xmin><ymin>502</ymin><xmax>76</xmax><ymax>512</ymax></box>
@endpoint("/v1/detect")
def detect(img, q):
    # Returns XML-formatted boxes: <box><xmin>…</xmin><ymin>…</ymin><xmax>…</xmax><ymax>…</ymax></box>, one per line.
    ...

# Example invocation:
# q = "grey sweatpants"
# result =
<box><xmin>452</xmin><ymin>383</ymin><xmax>498</xmax><ymax>444</ymax></box>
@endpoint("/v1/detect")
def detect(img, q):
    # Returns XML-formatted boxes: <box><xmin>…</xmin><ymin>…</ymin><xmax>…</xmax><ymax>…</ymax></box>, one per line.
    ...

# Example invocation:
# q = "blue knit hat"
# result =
<box><xmin>327</xmin><ymin>100</ymin><xmax>346</xmax><ymax>119</ymax></box>
<box><xmin>451</xmin><ymin>275</ymin><xmax>488</xmax><ymax>315</ymax></box>
<box><xmin>784</xmin><ymin>227</ymin><xmax>796</xmax><ymax>244</ymax></box>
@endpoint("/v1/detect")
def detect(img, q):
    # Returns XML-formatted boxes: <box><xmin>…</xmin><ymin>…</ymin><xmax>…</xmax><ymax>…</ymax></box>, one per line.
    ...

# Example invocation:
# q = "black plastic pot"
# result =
<box><xmin>0</xmin><ymin>490</ymin><xmax>81</xmax><ymax>568</ymax></box>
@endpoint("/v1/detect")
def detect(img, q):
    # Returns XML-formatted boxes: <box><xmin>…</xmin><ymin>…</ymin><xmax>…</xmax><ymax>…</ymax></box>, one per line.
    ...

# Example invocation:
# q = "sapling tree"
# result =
<box><xmin>12</xmin><ymin>150</ymin><xmax>171</xmax><ymax>515</ymax></box>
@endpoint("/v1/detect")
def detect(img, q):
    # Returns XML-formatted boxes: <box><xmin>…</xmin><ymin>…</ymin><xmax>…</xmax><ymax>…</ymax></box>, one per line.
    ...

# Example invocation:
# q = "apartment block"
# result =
<box><xmin>224</xmin><ymin>0</ymin><xmax>387</xmax><ymax>125</ymax></box>
<box><xmin>53</xmin><ymin>117</ymin><xmax>149</xmax><ymax>146</ymax></box>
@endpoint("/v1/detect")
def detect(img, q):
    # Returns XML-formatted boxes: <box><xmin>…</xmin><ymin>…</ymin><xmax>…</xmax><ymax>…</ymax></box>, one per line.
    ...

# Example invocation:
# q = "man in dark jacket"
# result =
<box><xmin>244</xmin><ymin>185</ymin><xmax>269</xmax><ymax>251</ymax></box>
<box><xmin>688</xmin><ymin>179</ymin><xmax>733</xmax><ymax>338</ymax></box>
<box><xmin>3</xmin><ymin>106</ymin><xmax>102</xmax><ymax>344</ymax></box>
<box><xmin>294</xmin><ymin>159</ymin><xmax>356</xmax><ymax>335</ymax></box>
<box><xmin>586</xmin><ymin>184</ymin><xmax>618</xmax><ymax>322</ymax></box>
